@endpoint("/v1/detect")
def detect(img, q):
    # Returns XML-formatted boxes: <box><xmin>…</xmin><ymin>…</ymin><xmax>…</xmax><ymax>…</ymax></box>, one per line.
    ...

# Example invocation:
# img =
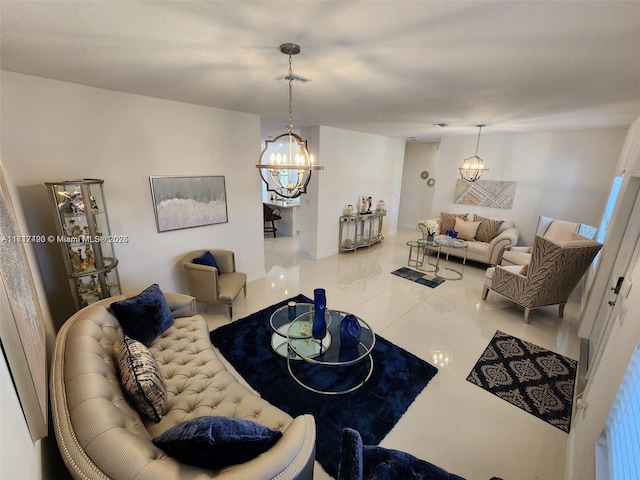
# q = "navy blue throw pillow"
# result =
<box><xmin>192</xmin><ymin>250</ymin><xmax>219</xmax><ymax>269</ymax></box>
<box><xmin>153</xmin><ymin>416</ymin><xmax>283</xmax><ymax>469</ymax></box>
<box><xmin>110</xmin><ymin>284</ymin><xmax>174</xmax><ymax>346</ymax></box>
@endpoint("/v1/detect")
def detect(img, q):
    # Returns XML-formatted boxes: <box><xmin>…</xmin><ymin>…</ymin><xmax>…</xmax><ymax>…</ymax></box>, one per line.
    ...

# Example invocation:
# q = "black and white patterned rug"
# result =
<box><xmin>467</xmin><ymin>330</ymin><xmax>577</xmax><ymax>433</ymax></box>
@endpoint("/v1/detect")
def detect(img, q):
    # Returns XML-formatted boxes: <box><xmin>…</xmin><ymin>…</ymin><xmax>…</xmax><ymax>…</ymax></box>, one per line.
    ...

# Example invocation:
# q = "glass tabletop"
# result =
<box><xmin>271</xmin><ymin>302</ymin><xmax>314</xmax><ymax>339</ymax></box>
<box><xmin>435</xmin><ymin>237</ymin><xmax>468</xmax><ymax>248</ymax></box>
<box><xmin>287</xmin><ymin>310</ymin><xmax>376</xmax><ymax>366</ymax></box>
<box><xmin>417</xmin><ymin>238</ymin><xmax>439</xmax><ymax>247</ymax></box>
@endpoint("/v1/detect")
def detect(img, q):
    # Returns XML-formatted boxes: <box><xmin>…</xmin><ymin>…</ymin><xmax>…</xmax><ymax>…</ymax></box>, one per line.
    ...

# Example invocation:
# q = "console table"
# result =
<box><xmin>339</xmin><ymin>211</ymin><xmax>386</xmax><ymax>252</ymax></box>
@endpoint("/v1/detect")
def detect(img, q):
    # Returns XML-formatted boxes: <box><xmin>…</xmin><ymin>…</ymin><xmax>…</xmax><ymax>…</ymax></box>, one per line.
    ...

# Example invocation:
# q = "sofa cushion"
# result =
<box><xmin>153</xmin><ymin>416</ymin><xmax>283</xmax><ymax>469</ymax></box>
<box><xmin>454</xmin><ymin>218</ymin><xmax>480</xmax><ymax>241</ymax></box>
<box><xmin>110</xmin><ymin>284</ymin><xmax>174</xmax><ymax>346</ymax></box>
<box><xmin>118</xmin><ymin>335</ymin><xmax>167</xmax><ymax>422</ymax></box>
<box><xmin>473</xmin><ymin>215</ymin><xmax>505</xmax><ymax>243</ymax></box>
<box><xmin>440</xmin><ymin>212</ymin><xmax>468</xmax><ymax>234</ymax></box>
<box><xmin>192</xmin><ymin>250</ymin><xmax>219</xmax><ymax>270</ymax></box>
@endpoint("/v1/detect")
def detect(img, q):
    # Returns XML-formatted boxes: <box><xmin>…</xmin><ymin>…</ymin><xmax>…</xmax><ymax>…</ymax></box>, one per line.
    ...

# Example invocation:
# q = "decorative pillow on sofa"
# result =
<box><xmin>152</xmin><ymin>416</ymin><xmax>283</xmax><ymax>469</ymax></box>
<box><xmin>454</xmin><ymin>218</ymin><xmax>481</xmax><ymax>241</ymax></box>
<box><xmin>473</xmin><ymin>214</ymin><xmax>505</xmax><ymax>243</ymax></box>
<box><xmin>110</xmin><ymin>284</ymin><xmax>174</xmax><ymax>346</ymax></box>
<box><xmin>118</xmin><ymin>335</ymin><xmax>167</xmax><ymax>422</ymax></box>
<box><xmin>440</xmin><ymin>213</ymin><xmax>468</xmax><ymax>234</ymax></box>
<box><xmin>192</xmin><ymin>250</ymin><xmax>219</xmax><ymax>270</ymax></box>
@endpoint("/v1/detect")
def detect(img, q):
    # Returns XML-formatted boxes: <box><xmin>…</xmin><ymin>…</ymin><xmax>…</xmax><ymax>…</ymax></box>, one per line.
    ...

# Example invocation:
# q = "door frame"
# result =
<box><xmin>580</xmin><ymin>170</ymin><xmax>640</xmax><ymax>379</ymax></box>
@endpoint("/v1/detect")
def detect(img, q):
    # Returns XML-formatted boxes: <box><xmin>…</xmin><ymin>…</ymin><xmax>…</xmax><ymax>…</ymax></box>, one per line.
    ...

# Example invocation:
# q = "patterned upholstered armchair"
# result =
<box><xmin>501</xmin><ymin>215</ymin><xmax>597</xmax><ymax>266</ymax></box>
<box><xmin>482</xmin><ymin>233</ymin><xmax>602</xmax><ymax>323</ymax></box>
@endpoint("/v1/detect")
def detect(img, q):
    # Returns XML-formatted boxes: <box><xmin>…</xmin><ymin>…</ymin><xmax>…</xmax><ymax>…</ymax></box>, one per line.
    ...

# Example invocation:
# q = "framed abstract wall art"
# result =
<box><xmin>454</xmin><ymin>179</ymin><xmax>518</xmax><ymax>209</ymax></box>
<box><xmin>150</xmin><ymin>175</ymin><xmax>228</xmax><ymax>232</ymax></box>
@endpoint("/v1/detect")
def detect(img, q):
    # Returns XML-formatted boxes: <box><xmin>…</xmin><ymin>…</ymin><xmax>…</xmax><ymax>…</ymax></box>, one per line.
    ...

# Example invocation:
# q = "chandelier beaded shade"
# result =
<box><xmin>459</xmin><ymin>125</ymin><xmax>489</xmax><ymax>182</ymax></box>
<box><xmin>257</xmin><ymin>43</ymin><xmax>323</xmax><ymax>199</ymax></box>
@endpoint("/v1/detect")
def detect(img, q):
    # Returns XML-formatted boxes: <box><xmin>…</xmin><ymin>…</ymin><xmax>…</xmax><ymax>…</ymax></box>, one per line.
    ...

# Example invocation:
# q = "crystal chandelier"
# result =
<box><xmin>459</xmin><ymin>125</ymin><xmax>489</xmax><ymax>182</ymax></box>
<box><xmin>257</xmin><ymin>43</ymin><xmax>323</xmax><ymax>199</ymax></box>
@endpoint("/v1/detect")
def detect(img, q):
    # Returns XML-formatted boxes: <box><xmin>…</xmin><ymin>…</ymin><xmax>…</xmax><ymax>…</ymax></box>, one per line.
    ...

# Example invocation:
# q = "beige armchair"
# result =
<box><xmin>482</xmin><ymin>234</ymin><xmax>602</xmax><ymax>323</ymax></box>
<box><xmin>502</xmin><ymin>215</ymin><xmax>597</xmax><ymax>266</ymax></box>
<box><xmin>181</xmin><ymin>249</ymin><xmax>247</xmax><ymax>317</ymax></box>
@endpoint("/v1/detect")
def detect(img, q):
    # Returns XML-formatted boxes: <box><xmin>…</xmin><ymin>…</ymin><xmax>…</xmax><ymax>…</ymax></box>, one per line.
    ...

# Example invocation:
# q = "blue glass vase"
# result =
<box><xmin>340</xmin><ymin>314</ymin><xmax>361</xmax><ymax>349</ymax></box>
<box><xmin>312</xmin><ymin>288</ymin><xmax>327</xmax><ymax>339</ymax></box>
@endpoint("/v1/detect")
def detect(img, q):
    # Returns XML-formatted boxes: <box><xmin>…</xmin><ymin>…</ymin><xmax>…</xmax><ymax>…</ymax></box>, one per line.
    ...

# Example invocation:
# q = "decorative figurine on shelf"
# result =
<box><xmin>376</xmin><ymin>200</ymin><xmax>386</xmax><ymax>212</ymax></box>
<box><xmin>64</xmin><ymin>219</ymin><xmax>76</xmax><ymax>236</ymax></box>
<box><xmin>359</xmin><ymin>195</ymin><xmax>373</xmax><ymax>214</ymax></box>
<box><xmin>57</xmin><ymin>191</ymin><xmax>73</xmax><ymax>213</ymax></box>
<box><xmin>70</xmin><ymin>191</ymin><xmax>85</xmax><ymax>215</ymax></box>
<box><xmin>345</xmin><ymin>204</ymin><xmax>354</xmax><ymax>216</ymax></box>
<box><xmin>89</xmin><ymin>195</ymin><xmax>99</xmax><ymax>212</ymax></box>
<box><xmin>84</xmin><ymin>246</ymin><xmax>95</xmax><ymax>270</ymax></box>
<box><xmin>69</xmin><ymin>248</ymin><xmax>82</xmax><ymax>273</ymax></box>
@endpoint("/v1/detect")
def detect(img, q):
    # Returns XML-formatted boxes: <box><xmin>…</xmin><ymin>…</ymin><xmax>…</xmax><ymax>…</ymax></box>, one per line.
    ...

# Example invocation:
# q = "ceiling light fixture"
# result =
<box><xmin>459</xmin><ymin>124</ymin><xmax>489</xmax><ymax>182</ymax></box>
<box><xmin>257</xmin><ymin>43</ymin><xmax>323</xmax><ymax>199</ymax></box>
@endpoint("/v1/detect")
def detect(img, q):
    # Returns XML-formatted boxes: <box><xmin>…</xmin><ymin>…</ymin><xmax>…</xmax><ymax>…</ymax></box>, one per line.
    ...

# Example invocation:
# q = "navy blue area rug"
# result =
<box><xmin>467</xmin><ymin>330</ymin><xmax>577</xmax><ymax>433</ymax></box>
<box><xmin>210</xmin><ymin>294</ymin><xmax>438</xmax><ymax>478</ymax></box>
<box><xmin>391</xmin><ymin>266</ymin><xmax>445</xmax><ymax>288</ymax></box>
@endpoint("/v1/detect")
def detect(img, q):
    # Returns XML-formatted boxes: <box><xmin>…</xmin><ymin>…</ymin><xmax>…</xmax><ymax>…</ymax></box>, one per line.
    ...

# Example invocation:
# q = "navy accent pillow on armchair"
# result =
<box><xmin>192</xmin><ymin>250</ymin><xmax>219</xmax><ymax>269</ymax></box>
<box><xmin>336</xmin><ymin>428</ymin><xmax>504</xmax><ymax>480</ymax></box>
<box><xmin>110</xmin><ymin>284</ymin><xmax>174</xmax><ymax>346</ymax></box>
<box><xmin>152</xmin><ymin>416</ymin><xmax>283</xmax><ymax>469</ymax></box>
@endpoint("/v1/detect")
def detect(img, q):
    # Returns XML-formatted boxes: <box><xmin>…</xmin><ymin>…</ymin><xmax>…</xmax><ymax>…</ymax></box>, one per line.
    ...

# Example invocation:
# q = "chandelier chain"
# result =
<box><xmin>288</xmin><ymin>52</ymin><xmax>294</xmax><ymax>133</ymax></box>
<box><xmin>475</xmin><ymin>125</ymin><xmax>483</xmax><ymax>155</ymax></box>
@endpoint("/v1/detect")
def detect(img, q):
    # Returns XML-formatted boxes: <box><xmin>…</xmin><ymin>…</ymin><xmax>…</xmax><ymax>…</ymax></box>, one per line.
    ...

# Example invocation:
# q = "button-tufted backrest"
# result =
<box><xmin>50</xmin><ymin>293</ymin><xmax>316</xmax><ymax>480</ymax></box>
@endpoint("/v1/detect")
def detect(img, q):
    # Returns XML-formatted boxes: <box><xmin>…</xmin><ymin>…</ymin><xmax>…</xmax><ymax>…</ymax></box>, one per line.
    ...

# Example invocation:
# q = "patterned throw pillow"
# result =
<box><xmin>473</xmin><ymin>214</ymin><xmax>505</xmax><ymax>243</ymax></box>
<box><xmin>454</xmin><ymin>218</ymin><xmax>481</xmax><ymax>241</ymax></box>
<box><xmin>118</xmin><ymin>335</ymin><xmax>167</xmax><ymax>422</ymax></box>
<box><xmin>440</xmin><ymin>212</ymin><xmax>468</xmax><ymax>234</ymax></box>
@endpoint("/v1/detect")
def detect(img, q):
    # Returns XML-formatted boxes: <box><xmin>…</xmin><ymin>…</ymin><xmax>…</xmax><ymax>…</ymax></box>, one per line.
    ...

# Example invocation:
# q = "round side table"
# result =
<box><xmin>435</xmin><ymin>237</ymin><xmax>469</xmax><ymax>280</ymax></box>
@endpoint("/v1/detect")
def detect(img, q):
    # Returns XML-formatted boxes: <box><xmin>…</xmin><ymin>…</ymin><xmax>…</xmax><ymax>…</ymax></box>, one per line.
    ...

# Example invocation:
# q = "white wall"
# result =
<box><xmin>1</xmin><ymin>71</ymin><xmax>266</xmax><ymax>325</ymax></box>
<box><xmin>1</xmin><ymin>70</ymin><xmax>269</xmax><ymax>478</ymax></box>
<box><xmin>398</xmin><ymin>141</ymin><xmax>440</xmax><ymax>229</ymax></box>
<box><xmin>565</xmin><ymin>116</ymin><xmax>640</xmax><ymax>480</ymax></box>
<box><xmin>430</xmin><ymin>129</ymin><xmax>626</xmax><ymax>244</ymax></box>
<box><xmin>300</xmin><ymin>125</ymin><xmax>406</xmax><ymax>259</ymax></box>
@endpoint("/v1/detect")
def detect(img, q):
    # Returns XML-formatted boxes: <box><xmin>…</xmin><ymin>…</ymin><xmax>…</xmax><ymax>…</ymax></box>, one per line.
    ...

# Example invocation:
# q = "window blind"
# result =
<box><xmin>605</xmin><ymin>339</ymin><xmax>640</xmax><ymax>480</ymax></box>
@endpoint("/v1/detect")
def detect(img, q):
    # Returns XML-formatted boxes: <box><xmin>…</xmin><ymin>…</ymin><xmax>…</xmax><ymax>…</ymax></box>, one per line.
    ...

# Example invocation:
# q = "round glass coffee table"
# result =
<box><xmin>286</xmin><ymin>309</ymin><xmax>376</xmax><ymax>395</ymax></box>
<box><xmin>417</xmin><ymin>238</ymin><xmax>440</xmax><ymax>273</ymax></box>
<box><xmin>435</xmin><ymin>237</ymin><xmax>469</xmax><ymax>280</ymax></box>
<box><xmin>269</xmin><ymin>302</ymin><xmax>331</xmax><ymax>358</ymax></box>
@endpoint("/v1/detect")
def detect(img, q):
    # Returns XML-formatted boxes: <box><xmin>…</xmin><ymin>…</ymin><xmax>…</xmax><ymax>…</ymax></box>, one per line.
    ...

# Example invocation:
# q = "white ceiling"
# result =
<box><xmin>1</xmin><ymin>1</ymin><xmax>639</xmax><ymax>141</ymax></box>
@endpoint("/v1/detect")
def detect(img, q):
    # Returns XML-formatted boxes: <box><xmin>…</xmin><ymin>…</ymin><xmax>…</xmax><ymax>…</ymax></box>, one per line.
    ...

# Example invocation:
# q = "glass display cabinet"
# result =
<box><xmin>45</xmin><ymin>179</ymin><xmax>121</xmax><ymax>310</ymax></box>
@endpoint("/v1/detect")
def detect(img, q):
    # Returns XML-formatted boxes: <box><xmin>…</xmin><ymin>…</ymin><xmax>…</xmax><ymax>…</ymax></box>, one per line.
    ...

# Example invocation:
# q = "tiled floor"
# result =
<box><xmin>200</xmin><ymin>228</ymin><xmax>581</xmax><ymax>480</ymax></box>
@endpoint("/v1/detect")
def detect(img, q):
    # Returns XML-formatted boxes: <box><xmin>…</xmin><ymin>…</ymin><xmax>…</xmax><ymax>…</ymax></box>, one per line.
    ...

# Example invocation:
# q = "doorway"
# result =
<box><xmin>585</xmin><ymin>173</ymin><xmax>640</xmax><ymax>378</ymax></box>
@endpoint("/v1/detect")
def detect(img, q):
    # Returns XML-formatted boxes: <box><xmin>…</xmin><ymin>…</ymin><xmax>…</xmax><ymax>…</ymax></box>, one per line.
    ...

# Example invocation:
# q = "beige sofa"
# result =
<box><xmin>50</xmin><ymin>292</ymin><xmax>316</xmax><ymax>480</ymax></box>
<box><xmin>418</xmin><ymin>213</ymin><xmax>520</xmax><ymax>266</ymax></box>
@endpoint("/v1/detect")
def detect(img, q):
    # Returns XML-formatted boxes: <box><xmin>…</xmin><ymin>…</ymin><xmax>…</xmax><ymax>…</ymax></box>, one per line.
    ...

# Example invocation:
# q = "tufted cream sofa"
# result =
<box><xmin>50</xmin><ymin>292</ymin><xmax>316</xmax><ymax>480</ymax></box>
